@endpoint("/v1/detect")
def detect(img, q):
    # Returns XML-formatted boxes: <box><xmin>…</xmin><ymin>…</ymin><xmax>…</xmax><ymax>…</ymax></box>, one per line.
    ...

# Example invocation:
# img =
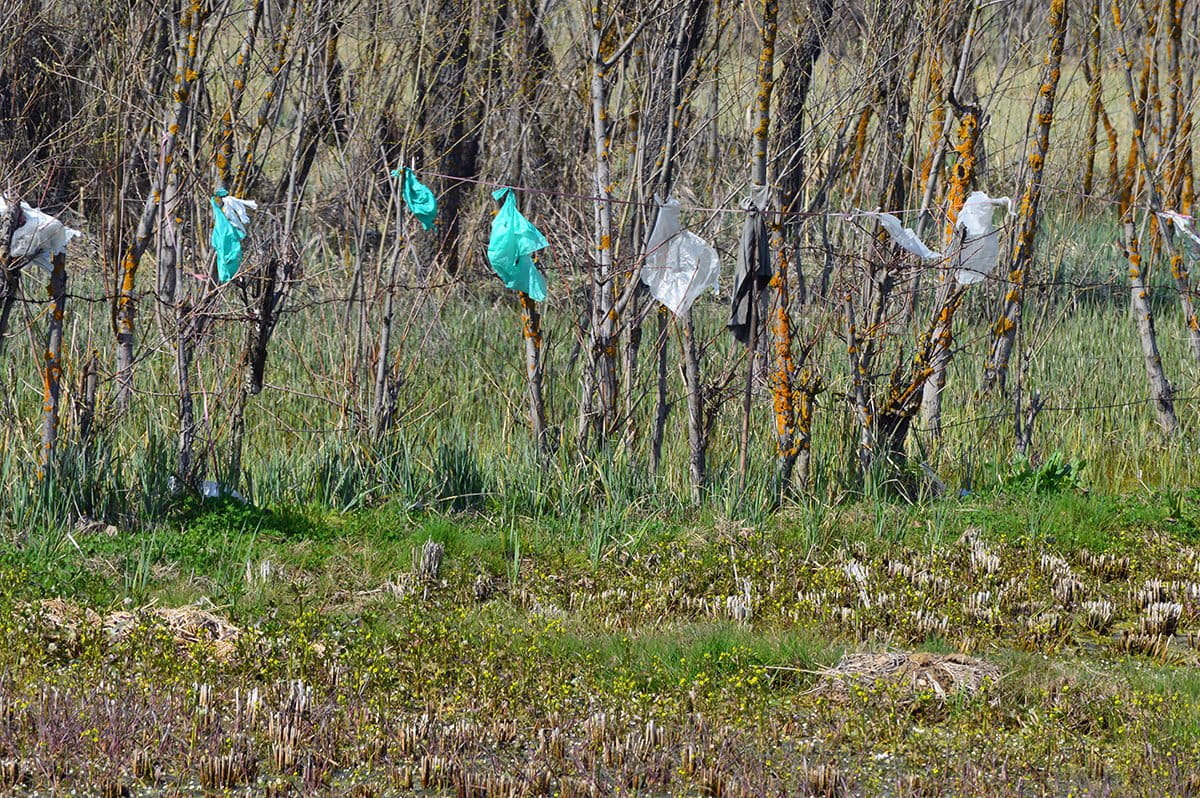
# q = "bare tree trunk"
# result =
<box><xmin>1110</xmin><ymin>2</ymin><xmax>1180</xmax><ymax>433</ymax></box>
<box><xmin>217</xmin><ymin>0</ymin><xmax>264</xmax><ymax>191</ymax></box>
<box><xmin>736</xmin><ymin>279</ymin><xmax>758</xmax><ymax>491</ymax></box>
<box><xmin>415</xmin><ymin>0</ymin><xmax>479</xmax><ymax>277</ymax></box>
<box><xmin>115</xmin><ymin>0</ymin><xmax>209</xmax><ymax>410</ymax></box>
<box><xmin>908</xmin><ymin>0</ymin><xmax>977</xmax><ymax>321</ymax></box>
<box><xmin>1123</xmin><ymin>215</ymin><xmax>1179</xmax><ymax>434</ymax></box>
<box><xmin>771</xmin><ymin>0</ymin><xmax>832</xmax><ymax>495</ymax></box>
<box><xmin>649</xmin><ymin>309</ymin><xmax>670</xmax><ymax>473</ymax></box>
<box><xmin>587</xmin><ymin>7</ymin><xmax>620</xmax><ymax>443</ymax></box>
<box><xmin>520</xmin><ymin>293</ymin><xmax>549</xmax><ymax>455</ymax></box>
<box><xmin>0</xmin><ymin>200</ymin><xmax>24</xmax><ymax>357</ymax></box>
<box><xmin>844</xmin><ymin>291</ymin><xmax>873</xmax><ymax>475</ymax></box>
<box><xmin>1163</xmin><ymin>0</ymin><xmax>1185</xmax><ymax>207</ymax></box>
<box><xmin>682</xmin><ymin>311</ymin><xmax>705</xmax><ymax>501</ymax></box>
<box><xmin>919</xmin><ymin>99</ymin><xmax>980</xmax><ymax>439</ymax></box>
<box><xmin>75</xmin><ymin>350</ymin><xmax>99</xmax><ymax>448</ymax></box>
<box><xmin>1114</xmin><ymin>4</ymin><xmax>1200</xmax><ymax>365</ymax></box>
<box><xmin>984</xmin><ymin>0</ymin><xmax>1068</xmax><ymax>392</ymax></box>
<box><xmin>372</xmin><ymin>228</ymin><xmax>402</xmax><ymax>437</ymax></box>
<box><xmin>39</xmin><ymin>252</ymin><xmax>67</xmax><ymax>475</ymax></box>
<box><xmin>648</xmin><ymin>0</ymin><xmax>710</xmax><ymax>474</ymax></box>
<box><xmin>176</xmin><ymin>301</ymin><xmax>200</xmax><ymax>488</ymax></box>
<box><xmin>1081</xmin><ymin>0</ymin><xmax>1103</xmax><ymax>200</ymax></box>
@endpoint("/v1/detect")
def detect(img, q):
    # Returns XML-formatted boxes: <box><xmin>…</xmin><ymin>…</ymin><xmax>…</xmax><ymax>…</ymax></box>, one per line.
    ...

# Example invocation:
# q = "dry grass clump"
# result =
<box><xmin>37</xmin><ymin>597</ymin><xmax>102</xmax><ymax>629</ymax></box>
<box><xmin>815</xmin><ymin>651</ymin><xmax>1000</xmax><ymax>700</ymax></box>
<box><xmin>35</xmin><ymin>598</ymin><xmax>241</xmax><ymax>660</ymax></box>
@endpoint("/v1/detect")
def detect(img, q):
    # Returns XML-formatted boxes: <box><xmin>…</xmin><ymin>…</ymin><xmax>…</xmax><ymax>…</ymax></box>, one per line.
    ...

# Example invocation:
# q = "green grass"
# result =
<box><xmin>3</xmin><ymin>488</ymin><xmax>1200</xmax><ymax>793</ymax></box>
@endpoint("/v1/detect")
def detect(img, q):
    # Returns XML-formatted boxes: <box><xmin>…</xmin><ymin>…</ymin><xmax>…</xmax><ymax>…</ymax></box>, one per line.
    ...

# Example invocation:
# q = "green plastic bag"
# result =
<box><xmin>210</xmin><ymin>196</ymin><xmax>246</xmax><ymax>283</ymax></box>
<box><xmin>391</xmin><ymin>167</ymin><xmax>437</xmax><ymax>230</ymax></box>
<box><xmin>487</xmin><ymin>187</ymin><xmax>548</xmax><ymax>301</ymax></box>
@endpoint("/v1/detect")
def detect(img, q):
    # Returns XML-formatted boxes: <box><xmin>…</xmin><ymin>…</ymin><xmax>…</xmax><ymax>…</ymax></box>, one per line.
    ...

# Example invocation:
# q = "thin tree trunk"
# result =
<box><xmin>115</xmin><ymin>0</ymin><xmax>208</xmax><ymax>410</ymax></box>
<box><xmin>1114</xmin><ymin>2</ymin><xmax>1200</xmax><ymax>365</ymax></box>
<box><xmin>76</xmin><ymin>350</ymin><xmax>99</xmax><ymax>448</ymax></box>
<box><xmin>754</xmin><ymin>0</ymin><xmax>798</xmax><ymax>498</ymax></box>
<box><xmin>372</xmin><ymin>235</ymin><xmax>402</xmax><ymax>436</ymax></box>
<box><xmin>908</xmin><ymin>0</ymin><xmax>978</xmax><ymax>321</ymax></box>
<box><xmin>648</xmin><ymin>0</ymin><xmax>710</xmax><ymax>474</ymax></box>
<box><xmin>771</xmin><ymin>0</ymin><xmax>832</xmax><ymax>495</ymax></box>
<box><xmin>1123</xmin><ymin>216</ymin><xmax>1178</xmax><ymax>434</ymax></box>
<box><xmin>844</xmin><ymin>291</ymin><xmax>873</xmax><ymax>476</ymax></box>
<box><xmin>520</xmin><ymin>293</ymin><xmax>549</xmax><ymax>455</ymax></box>
<box><xmin>984</xmin><ymin>0</ymin><xmax>1068</xmax><ymax>392</ymax></box>
<box><xmin>217</xmin><ymin>0</ymin><xmax>264</xmax><ymax>191</ymax></box>
<box><xmin>176</xmin><ymin>301</ymin><xmax>199</xmax><ymax>487</ymax></box>
<box><xmin>649</xmin><ymin>309</ymin><xmax>670</xmax><ymax>473</ymax></box>
<box><xmin>737</xmin><ymin>278</ymin><xmax>758</xmax><ymax>491</ymax></box>
<box><xmin>1081</xmin><ymin>0</ymin><xmax>1103</xmax><ymax>200</ymax></box>
<box><xmin>0</xmin><ymin>200</ymin><xmax>24</xmax><ymax>357</ymax></box>
<box><xmin>682</xmin><ymin>310</ymin><xmax>704</xmax><ymax>501</ymax></box>
<box><xmin>919</xmin><ymin>99</ymin><xmax>980</xmax><ymax>439</ymax></box>
<box><xmin>1112</xmin><ymin>1</ymin><xmax>1179</xmax><ymax>434</ymax></box>
<box><xmin>588</xmin><ymin>7</ymin><xmax>620</xmax><ymax>443</ymax></box>
<box><xmin>40</xmin><ymin>252</ymin><xmax>67</xmax><ymax>475</ymax></box>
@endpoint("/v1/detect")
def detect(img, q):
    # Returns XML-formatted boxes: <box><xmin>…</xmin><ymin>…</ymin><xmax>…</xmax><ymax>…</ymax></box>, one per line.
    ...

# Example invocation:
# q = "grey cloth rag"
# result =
<box><xmin>728</xmin><ymin>184</ymin><xmax>772</xmax><ymax>344</ymax></box>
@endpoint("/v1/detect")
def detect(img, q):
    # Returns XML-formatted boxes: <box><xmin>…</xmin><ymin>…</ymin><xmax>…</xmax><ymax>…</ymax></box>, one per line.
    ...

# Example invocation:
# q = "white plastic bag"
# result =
<box><xmin>858</xmin><ymin>210</ymin><xmax>941</xmax><ymax>261</ymax></box>
<box><xmin>0</xmin><ymin>198</ymin><xmax>81</xmax><ymax>273</ymax></box>
<box><xmin>1157</xmin><ymin>210</ymin><xmax>1200</xmax><ymax>256</ymax></box>
<box><xmin>954</xmin><ymin>191</ymin><xmax>1013</xmax><ymax>285</ymax></box>
<box><xmin>641</xmin><ymin>196</ymin><xmax>720</xmax><ymax>316</ymax></box>
<box><xmin>219</xmin><ymin>195</ymin><xmax>257</xmax><ymax>234</ymax></box>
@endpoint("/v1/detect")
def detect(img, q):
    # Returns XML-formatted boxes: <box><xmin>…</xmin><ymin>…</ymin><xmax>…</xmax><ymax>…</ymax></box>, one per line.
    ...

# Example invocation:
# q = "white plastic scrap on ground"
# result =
<box><xmin>640</xmin><ymin>196</ymin><xmax>720</xmax><ymax>316</ymax></box>
<box><xmin>953</xmin><ymin>191</ymin><xmax>1013</xmax><ymax>286</ymax></box>
<box><xmin>857</xmin><ymin>210</ymin><xmax>942</xmax><ymax>261</ymax></box>
<box><xmin>1157</xmin><ymin>210</ymin><xmax>1200</xmax><ymax>257</ymax></box>
<box><xmin>0</xmin><ymin>197</ymin><xmax>81</xmax><ymax>272</ymax></box>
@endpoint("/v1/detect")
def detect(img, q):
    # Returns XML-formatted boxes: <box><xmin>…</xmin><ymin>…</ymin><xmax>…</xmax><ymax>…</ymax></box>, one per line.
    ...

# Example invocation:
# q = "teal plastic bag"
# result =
<box><xmin>487</xmin><ymin>187</ymin><xmax>548</xmax><ymax>301</ymax></box>
<box><xmin>391</xmin><ymin>167</ymin><xmax>437</xmax><ymax>230</ymax></box>
<box><xmin>210</xmin><ymin>197</ymin><xmax>245</xmax><ymax>283</ymax></box>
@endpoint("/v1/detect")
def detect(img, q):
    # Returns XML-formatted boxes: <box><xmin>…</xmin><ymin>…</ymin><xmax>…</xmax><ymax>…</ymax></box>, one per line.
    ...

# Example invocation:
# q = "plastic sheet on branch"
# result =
<box><xmin>0</xmin><ymin>198</ymin><xmax>81</xmax><ymax>272</ymax></box>
<box><xmin>641</xmin><ymin>196</ymin><xmax>720</xmax><ymax>316</ymax></box>
<box><xmin>487</xmin><ymin>187</ymin><xmax>548</xmax><ymax>302</ymax></box>
<box><xmin>954</xmin><ymin>191</ymin><xmax>1014</xmax><ymax>286</ymax></box>
<box><xmin>210</xmin><ymin>190</ymin><xmax>258</xmax><ymax>283</ymax></box>
<box><xmin>728</xmin><ymin>184</ymin><xmax>772</xmax><ymax>343</ymax></box>
<box><xmin>392</xmin><ymin>167</ymin><xmax>437</xmax><ymax>230</ymax></box>
<box><xmin>1158</xmin><ymin>211</ymin><xmax>1200</xmax><ymax>258</ymax></box>
<box><xmin>856</xmin><ymin>209</ymin><xmax>942</xmax><ymax>261</ymax></box>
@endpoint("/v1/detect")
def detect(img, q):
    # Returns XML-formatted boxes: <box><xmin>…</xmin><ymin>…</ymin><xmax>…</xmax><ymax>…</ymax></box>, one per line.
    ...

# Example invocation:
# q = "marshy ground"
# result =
<box><xmin>2</xmin><ymin>489</ymin><xmax>1200</xmax><ymax>796</ymax></box>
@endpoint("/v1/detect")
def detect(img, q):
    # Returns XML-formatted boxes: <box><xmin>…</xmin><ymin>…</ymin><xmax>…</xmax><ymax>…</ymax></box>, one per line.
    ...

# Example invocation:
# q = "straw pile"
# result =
<box><xmin>816</xmin><ymin>651</ymin><xmax>1000</xmax><ymax>700</ymax></box>
<box><xmin>35</xmin><ymin>599</ymin><xmax>242</xmax><ymax>660</ymax></box>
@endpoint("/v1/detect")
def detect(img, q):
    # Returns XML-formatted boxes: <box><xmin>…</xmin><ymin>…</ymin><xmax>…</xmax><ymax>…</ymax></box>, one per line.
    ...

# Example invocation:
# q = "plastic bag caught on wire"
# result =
<box><xmin>391</xmin><ymin>167</ymin><xmax>437</xmax><ymax>230</ymax></box>
<box><xmin>1157</xmin><ymin>210</ymin><xmax>1200</xmax><ymax>259</ymax></box>
<box><xmin>210</xmin><ymin>190</ymin><xmax>258</xmax><ymax>283</ymax></box>
<box><xmin>857</xmin><ymin>209</ymin><xmax>941</xmax><ymax>261</ymax></box>
<box><xmin>641</xmin><ymin>196</ymin><xmax>720</xmax><ymax>316</ymax></box>
<box><xmin>729</xmin><ymin>184</ymin><xmax>772</xmax><ymax>343</ymax></box>
<box><xmin>487</xmin><ymin>187</ymin><xmax>549</xmax><ymax>301</ymax></box>
<box><xmin>954</xmin><ymin>191</ymin><xmax>1013</xmax><ymax>286</ymax></box>
<box><xmin>0</xmin><ymin>197</ymin><xmax>81</xmax><ymax>272</ymax></box>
